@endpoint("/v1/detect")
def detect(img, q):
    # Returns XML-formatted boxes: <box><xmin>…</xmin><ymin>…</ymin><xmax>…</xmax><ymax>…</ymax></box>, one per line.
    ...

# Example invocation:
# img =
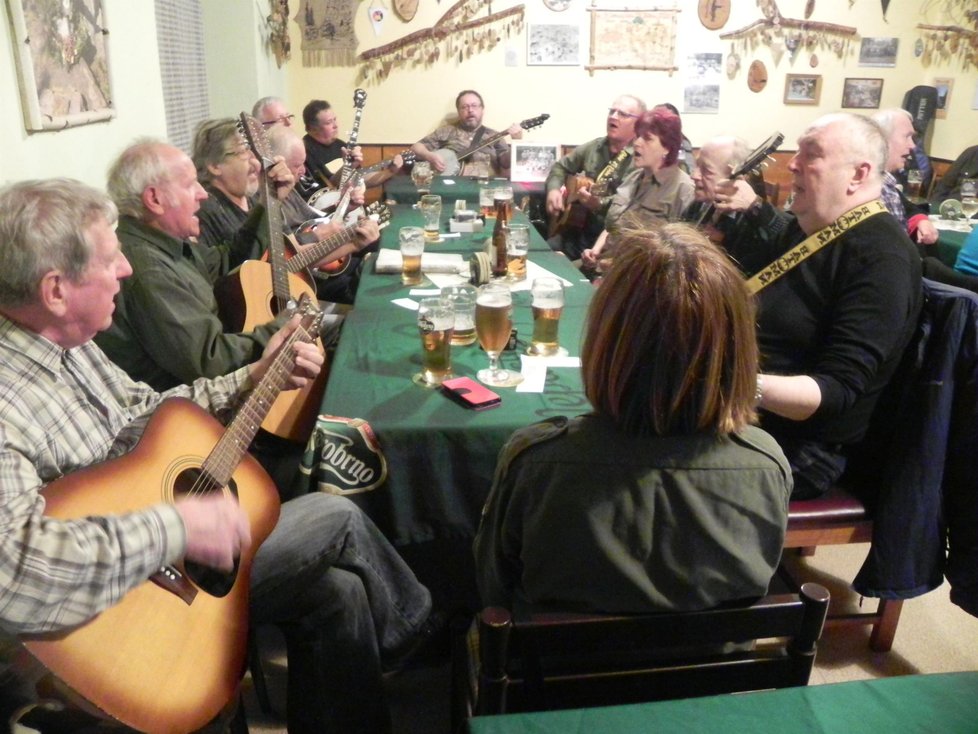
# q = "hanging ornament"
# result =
<box><xmin>804</xmin><ymin>0</ymin><xmax>815</xmax><ymax>19</ymax></box>
<box><xmin>748</xmin><ymin>60</ymin><xmax>768</xmax><ymax>92</ymax></box>
<box><xmin>809</xmin><ymin>52</ymin><xmax>818</xmax><ymax>67</ymax></box>
<box><xmin>368</xmin><ymin>0</ymin><xmax>387</xmax><ymax>37</ymax></box>
<box><xmin>726</xmin><ymin>49</ymin><xmax>741</xmax><ymax>78</ymax></box>
<box><xmin>394</xmin><ymin>0</ymin><xmax>418</xmax><ymax>21</ymax></box>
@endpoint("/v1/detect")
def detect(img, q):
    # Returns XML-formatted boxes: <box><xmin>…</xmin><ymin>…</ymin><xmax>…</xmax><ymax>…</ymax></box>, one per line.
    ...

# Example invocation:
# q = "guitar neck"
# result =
<box><xmin>288</xmin><ymin>221</ymin><xmax>362</xmax><ymax>272</ymax></box>
<box><xmin>258</xmin><ymin>171</ymin><xmax>292</xmax><ymax>310</ymax></box>
<box><xmin>457</xmin><ymin>128</ymin><xmax>508</xmax><ymax>163</ymax></box>
<box><xmin>202</xmin><ymin>319</ymin><xmax>315</xmax><ymax>483</ymax></box>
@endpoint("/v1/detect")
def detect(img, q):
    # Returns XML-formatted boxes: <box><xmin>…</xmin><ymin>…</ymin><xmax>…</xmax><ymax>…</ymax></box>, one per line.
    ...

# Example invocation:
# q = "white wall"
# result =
<box><xmin>283</xmin><ymin>0</ymin><xmax>977</xmax><ymax>159</ymax></box>
<box><xmin>0</xmin><ymin>1</ymin><xmax>167</xmax><ymax>187</ymax></box>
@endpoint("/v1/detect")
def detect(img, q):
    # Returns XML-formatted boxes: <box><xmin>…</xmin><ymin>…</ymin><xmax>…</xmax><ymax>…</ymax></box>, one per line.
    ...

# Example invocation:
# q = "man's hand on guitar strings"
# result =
<box><xmin>175</xmin><ymin>493</ymin><xmax>251</xmax><ymax>572</ymax></box>
<box><xmin>252</xmin><ymin>316</ymin><xmax>325</xmax><ymax>389</ymax></box>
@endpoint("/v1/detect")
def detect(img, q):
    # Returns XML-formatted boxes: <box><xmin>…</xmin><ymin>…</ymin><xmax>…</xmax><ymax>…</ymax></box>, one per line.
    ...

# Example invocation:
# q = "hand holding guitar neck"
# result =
<box><xmin>266</xmin><ymin>156</ymin><xmax>296</xmax><ymax>200</ymax></box>
<box><xmin>506</xmin><ymin>122</ymin><xmax>525</xmax><ymax>140</ymax></box>
<box><xmin>251</xmin><ymin>310</ymin><xmax>326</xmax><ymax>389</ymax></box>
<box><xmin>713</xmin><ymin>178</ymin><xmax>762</xmax><ymax>214</ymax></box>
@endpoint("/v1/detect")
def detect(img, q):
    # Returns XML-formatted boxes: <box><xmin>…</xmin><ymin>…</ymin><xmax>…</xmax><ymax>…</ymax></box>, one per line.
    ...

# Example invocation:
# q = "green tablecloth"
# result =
<box><xmin>383</xmin><ymin>174</ymin><xmax>544</xmax><ymax>208</ymax></box>
<box><xmin>935</xmin><ymin>226</ymin><xmax>971</xmax><ymax>268</ymax></box>
<box><xmin>469</xmin><ymin>672</ymin><xmax>978</xmax><ymax>734</ymax></box>
<box><xmin>321</xmin><ymin>209</ymin><xmax>592</xmax><ymax>545</ymax></box>
<box><xmin>378</xmin><ymin>203</ymin><xmax>551</xmax><ymax>252</ymax></box>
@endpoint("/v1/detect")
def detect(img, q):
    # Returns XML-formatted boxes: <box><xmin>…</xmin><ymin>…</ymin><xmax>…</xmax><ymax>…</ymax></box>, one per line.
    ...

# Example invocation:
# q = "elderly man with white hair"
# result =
<box><xmin>752</xmin><ymin>113</ymin><xmax>922</xmax><ymax>499</ymax></box>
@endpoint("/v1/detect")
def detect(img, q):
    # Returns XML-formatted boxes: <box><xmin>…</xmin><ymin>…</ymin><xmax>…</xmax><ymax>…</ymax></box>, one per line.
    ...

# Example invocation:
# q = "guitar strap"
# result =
<box><xmin>595</xmin><ymin>148</ymin><xmax>630</xmax><ymax>184</ymax></box>
<box><xmin>462</xmin><ymin>126</ymin><xmax>487</xmax><ymax>159</ymax></box>
<box><xmin>746</xmin><ymin>200</ymin><xmax>888</xmax><ymax>295</ymax></box>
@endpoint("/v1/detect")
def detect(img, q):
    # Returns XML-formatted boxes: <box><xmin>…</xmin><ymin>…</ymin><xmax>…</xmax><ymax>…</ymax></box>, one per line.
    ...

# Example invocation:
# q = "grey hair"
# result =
<box><xmin>871</xmin><ymin>108</ymin><xmax>913</xmax><ymax>139</ymax></box>
<box><xmin>107</xmin><ymin>137</ymin><xmax>173</xmax><ymax>219</ymax></box>
<box><xmin>701</xmin><ymin>135</ymin><xmax>751</xmax><ymax>174</ymax></box>
<box><xmin>616</xmin><ymin>94</ymin><xmax>648</xmax><ymax>115</ymax></box>
<box><xmin>252</xmin><ymin>95</ymin><xmax>284</xmax><ymax>120</ymax></box>
<box><xmin>0</xmin><ymin>178</ymin><xmax>117</xmax><ymax>308</ymax></box>
<box><xmin>191</xmin><ymin>118</ymin><xmax>239</xmax><ymax>186</ymax></box>
<box><xmin>267</xmin><ymin>125</ymin><xmax>304</xmax><ymax>159</ymax></box>
<box><xmin>803</xmin><ymin>112</ymin><xmax>887</xmax><ymax>181</ymax></box>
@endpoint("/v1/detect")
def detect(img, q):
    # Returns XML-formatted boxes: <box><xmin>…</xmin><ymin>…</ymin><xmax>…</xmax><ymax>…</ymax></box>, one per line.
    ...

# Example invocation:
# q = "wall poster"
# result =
<box><xmin>586</xmin><ymin>6</ymin><xmax>678</xmax><ymax>75</ymax></box>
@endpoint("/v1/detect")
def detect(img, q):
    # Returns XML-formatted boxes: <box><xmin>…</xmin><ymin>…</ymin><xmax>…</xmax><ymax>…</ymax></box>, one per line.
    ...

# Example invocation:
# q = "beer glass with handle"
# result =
<box><xmin>528</xmin><ymin>276</ymin><xmax>565</xmax><ymax>356</ymax></box>
<box><xmin>414</xmin><ymin>297</ymin><xmax>454</xmax><ymax>386</ymax></box>
<box><xmin>476</xmin><ymin>282</ymin><xmax>522</xmax><ymax>386</ymax></box>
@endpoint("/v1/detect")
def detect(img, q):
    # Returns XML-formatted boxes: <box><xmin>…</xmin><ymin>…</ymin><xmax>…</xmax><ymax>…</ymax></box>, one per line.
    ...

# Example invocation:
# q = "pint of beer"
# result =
<box><xmin>399</xmin><ymin>226</ymin><xmax>425</xmax><ymax>286</ymax></box>
<box><xmin>475</xmin><ymin>283</ymin><xmax>512</xmax><ymax>355</ymax></box>
<box><xmin>441</xmin><ymin>284</ymin><xmax>478</xmax><ymax>346</ymax></box>
<box><xmin>505</xmin><ymin>223</ymin><xmax>530</xmax><ymax>282</ymax></box>
<box><xmin>420</xmin><ymin>194</ymin><xmax>442</xmax><ymax>241</ymax></box>
<box><xmin>905</xmin><ymin>169</ymin><xmax>924</xmax><ymax>200</ymax></box>
<box><xmin>411</xmin><ymin>161</ymin><xmax>433</xmax><ymax>194</ymax></box>
<box><xmin>528</xmin><ymin>277</ymin><xmax>564</xmax><ymax>356</ymax></box>
<box><xmin>416</xmin><ymin>297</ymin><xmax>454</xmax><ymax>386</ymax></box>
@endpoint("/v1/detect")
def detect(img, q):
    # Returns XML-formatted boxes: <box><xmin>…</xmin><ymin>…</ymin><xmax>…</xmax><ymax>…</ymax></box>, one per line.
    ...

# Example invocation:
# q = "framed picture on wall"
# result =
<box><xmin>858</xmin><ymin>37</ymin><xmax>899</xmax><ymax>67</ymax></box>
<box><xmin>4</xmin><ymin>0</ymin><xmax>115</xmax><ymax>131</ymax></box>
<box><xmin>527</xmin><ymin>23</ymin><xmax>581</xmax><ymax>65</ymax></box>
<box><xmin>784</xmin><ymin>74</ymin><xmax>822</xmax><ymax>105</ymax></box>
<box><xmin>841</xmin><ymin>78</ymin><xmax>884</xmax><ymax>109</ymax></box>
<box><xmin>511</xmin><ymin>143</ymin><xmax>560</xmax><ymax>183</ymax></box>
<box><xmin>934</xmin><ymin>77</ymin><xmax>954</xmax><ymax>119</ymax></box>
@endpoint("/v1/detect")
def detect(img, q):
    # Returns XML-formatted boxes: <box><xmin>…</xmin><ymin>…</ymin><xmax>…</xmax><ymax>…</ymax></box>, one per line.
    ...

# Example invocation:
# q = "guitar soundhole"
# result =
<box><xmin>174</xmin><ymin>467</ymin><xmax>239</xmax><ymax>598</ymax></box>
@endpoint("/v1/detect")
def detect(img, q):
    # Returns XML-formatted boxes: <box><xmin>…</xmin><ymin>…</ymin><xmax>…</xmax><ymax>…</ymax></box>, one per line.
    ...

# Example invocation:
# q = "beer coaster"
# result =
<box><xmin>526</xmin><ymin>345</ymin><xmax>569</xmax><ymax>358</ymax></box>
<box><xmin>477</xmin><ymin>368</ymin><xmax>524</xmax><ymax>388</ymax></box>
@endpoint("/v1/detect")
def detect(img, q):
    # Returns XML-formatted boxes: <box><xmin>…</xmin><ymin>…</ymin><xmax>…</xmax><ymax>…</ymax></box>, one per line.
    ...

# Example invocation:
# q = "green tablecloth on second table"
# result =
<box><xmin>320</xmin><ymin>206</ymin><xmax>592</xmax><ymax>546</ymax></box>
<box><xmin>383</xmin><ymin>174</ymin><xmax>545</xmax><ymax>208</ymax></box>
<box><xmin>934</xmin><ymin>225</ymin><xmax>972</xmax><ymax>268</ymax></box>
<box><xmin>468</xmin><ymin>672</ymin><xmax>978</xmax><ymax>734</ymax></box>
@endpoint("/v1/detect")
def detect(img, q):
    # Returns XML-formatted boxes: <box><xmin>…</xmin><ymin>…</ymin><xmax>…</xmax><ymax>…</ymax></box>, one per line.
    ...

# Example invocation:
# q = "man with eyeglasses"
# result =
<box><xmin>253</xmin><ymin>95</ymin><xmax>296</xmax><ymax>128</ymax></box>
<box><xmin>544</xmin><ymin>95</ymin><xmax>645</xmax><ymax>260</ymax></box>
<box><xmin>412</xmin><ymin>90</ymin><xmax>524</xmax><ymax>177</ymax></box>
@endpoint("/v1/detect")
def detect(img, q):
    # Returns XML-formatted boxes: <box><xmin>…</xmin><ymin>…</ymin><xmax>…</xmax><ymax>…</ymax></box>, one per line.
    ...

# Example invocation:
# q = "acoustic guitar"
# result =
<box><xmin>214</xmin><ymin>113</ymin><xmax>325</xmax><ymax>442</ymax></box>
<box><xmin>436</xmin><ymin>114</ymin><xmax>550</xmax><ymax>176</ymax></box>
<box><xmin>548</xmin><ymin>148</ymin><xmax>630</xmax><ymax>239</ymax></box>
<box><xmin>17</xmin><ymin>300</ymin><xmax>322</xmax><ymax>734</ymax></box>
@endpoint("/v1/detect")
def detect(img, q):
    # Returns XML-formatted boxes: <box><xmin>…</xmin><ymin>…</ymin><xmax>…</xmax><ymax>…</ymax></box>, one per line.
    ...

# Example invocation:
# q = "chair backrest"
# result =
<box><xmin>472</xmin><ymin>582</ymin><xmax>830</xmax><ymax>716</ymax></box>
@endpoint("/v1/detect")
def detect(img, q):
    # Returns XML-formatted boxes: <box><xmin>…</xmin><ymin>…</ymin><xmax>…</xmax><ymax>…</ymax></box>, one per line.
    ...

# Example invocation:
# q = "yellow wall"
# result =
<box><xmin>284</xmin><ymin>0</ymin><xmax>977</xmax><ymax>159</ymax></box>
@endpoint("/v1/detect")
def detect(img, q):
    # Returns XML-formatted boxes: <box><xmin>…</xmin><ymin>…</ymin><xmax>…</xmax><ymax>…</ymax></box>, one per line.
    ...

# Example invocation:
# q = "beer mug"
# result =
<box><xmin>479</xmin><ymin>184</ymin><xmax>496</xmax><ymax>219</ymax></box>
<box><xmin>411</xmin><ymin>161</ymin><xmax>433</xmax><ymax>195</ymax></box>
<box><xmin>420</xmin><ymin>194</ymin><xmax>442</xmax><ymax>241</ymax></box>
<box><xmin>441</xmin><ymin>284</ymin><xmax>478</xmax><ymax>346</ymax></box>
<box><xmin>905</xmin><ymin>169</ymin><xmax>924</xmax><ymax>200</ymax></box>
<box><xmin>414</xmin><ymin>297</ymin><xmax>454</xmax><ymax>387</ymax></box>
<box><xmin>505</xmin><ymin>223</ymin><xmax>530</xmax><ymax>282</ymax></box>
<box><xmin>528</xmin><ymin>277</ymin><xmax>564</xmax><ymax>357</ymax></box>
<box><xmin>399</xmin><ymin>226</ymin><xmax>425</xmax><ymax>286</ymax></box>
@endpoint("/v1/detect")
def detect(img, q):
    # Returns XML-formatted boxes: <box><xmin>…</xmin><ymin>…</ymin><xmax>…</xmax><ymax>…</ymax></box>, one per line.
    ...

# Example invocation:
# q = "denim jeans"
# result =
<box><xmin>249</xmin><ymin>493</ymin><xmax>431</xmax><ymax>734</ymax></box>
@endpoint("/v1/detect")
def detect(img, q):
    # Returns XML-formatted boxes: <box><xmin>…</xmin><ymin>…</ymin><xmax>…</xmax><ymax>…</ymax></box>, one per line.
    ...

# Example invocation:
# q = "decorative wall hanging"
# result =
<box><xmin>527</xmin><ymin>23</ymin><xmax>580</xmax><ymax>65</ymax></box>
<box><xmin>368</xmin><ymin>0</ymin><xmax>387</xmax><ymax>36</ymax></box>
<box><xmin>394</xmin><ymin>0</ymin><xmax>418</xmax><ymax>21</ymax></box>
<box><xmin>747</xmin><ymin>59</ymin><xmax>768</xmax><ymax>92</ymax></box>
<box><xmin>586</xmin><ymin>6</ymin><xmax>679</xmax><ymax>75</ymax></box>
<box><xmin>357</xmin><ymin>0</ymin><xmax>525</xmax><ymax>83</ymax></box>
<box><xmin>697</xmin><ymin>0</ymin><xmax>730</xmax><ymax>31</ymax></box>
<box><xmin>858</xmin><ymin>37</ymin><xmax>898</xmax><ymax>67</ymax></box>
<box><xmin>784</xmin><ymin>73</ymin><xmax>822</xmax><ymax>105</ymax></box>
<box><xmin>719</xmin><ymin>0</ymin><xmax>857</xmax><ymax>64</ymax></box>
<box><xmin>915</xmin><ymin>24</ymin><xmax>978</xmax><ymax>69</ymax></box>
<box><xmin>295</xmin><ymin>0</ymin><xmax>360</xmax><ymax>66</ymax></box>
<box><xmin>841</xmin><ymin>77</ymin><xmax>883</xmax><ymax>109</ymax></box>
<box><xmin>934</xmin><ymin>77</ymin><xmax>954</xmax><ymax>118</ymax></box>
<box><xmin>265</xmin><ymin>0</ymin><xmax>292</xmax><ymax>66</ymax></box>
<box><xmin>4</xmin><ymin>0</ymin><xmax>114</xmax><ymax>131</ymax></box>
<box><xmin>543</xmin><ymin>0</ymin><xmax>571</xmax><ymax>10</ymax></box>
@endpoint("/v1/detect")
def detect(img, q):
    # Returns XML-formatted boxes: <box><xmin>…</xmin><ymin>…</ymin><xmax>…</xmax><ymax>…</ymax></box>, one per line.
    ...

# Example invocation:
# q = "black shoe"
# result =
<box><xmin>382</xmin><ymin>609</ymin><xmax>449</xmax><ymax>676</ymax></box>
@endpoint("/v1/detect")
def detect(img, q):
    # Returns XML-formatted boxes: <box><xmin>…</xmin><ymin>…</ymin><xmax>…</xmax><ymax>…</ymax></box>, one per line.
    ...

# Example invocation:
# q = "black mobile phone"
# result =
<box><xmin>441</xmin><ymin>376</ymin><xmax>502</xmax><ymax>411</ymax></box>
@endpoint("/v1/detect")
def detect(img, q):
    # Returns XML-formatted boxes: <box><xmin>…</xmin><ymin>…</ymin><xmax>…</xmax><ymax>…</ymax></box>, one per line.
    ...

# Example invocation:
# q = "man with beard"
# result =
<box><xmin>412</xmin><ymin>90</ymin><xmax>524</xmax><ymax>177</ymax></box>
<box><xmin>544</xmin><ymin>95</ymin><xmax>644</xmax><ymax>260</ymax></box>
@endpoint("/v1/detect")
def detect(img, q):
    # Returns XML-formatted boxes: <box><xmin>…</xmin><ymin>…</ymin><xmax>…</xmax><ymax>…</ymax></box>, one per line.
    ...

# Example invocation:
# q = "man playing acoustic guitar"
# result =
<box><xmin>0</xmin><ymin>178</ymin><xmax>432</xmax><ymax>734</ymax></box>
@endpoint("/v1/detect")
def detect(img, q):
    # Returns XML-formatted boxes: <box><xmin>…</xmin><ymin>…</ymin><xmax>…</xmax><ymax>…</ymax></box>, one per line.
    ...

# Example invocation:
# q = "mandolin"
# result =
<box><xmin>17</xmin><ymin>299</ymin><xmax>323</xmax><ymax>734</ymax></box>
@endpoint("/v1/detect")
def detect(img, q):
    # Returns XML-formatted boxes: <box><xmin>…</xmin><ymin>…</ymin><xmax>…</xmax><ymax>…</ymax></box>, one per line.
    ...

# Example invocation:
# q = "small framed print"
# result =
<box><xmin>784</xmin><ymin>74</ymin><xmax>822</xmax><ymax>105</ymax></box>
<box><xmin>841</xmin><ymin>78</ymin><xmax>884</xmax><ymax>109</ymax></box>
<box><xmin>511</xmin><ymin>142</ymin><xmax>559</xmax><ymax>183</ymax></box>
<box><xmin>934</xmin><ymin>77</ymin><xmax>954</xmax><ymax>119</ymax></box>
<box><xmin>858</xmin><ymin>37</ymin><xmax>899</xmax><ymax>67</ymax></box>
<box><xmin>527</xmin><ymin>23</ymin><xmax>580</xmax><ymax>66</ymax></box>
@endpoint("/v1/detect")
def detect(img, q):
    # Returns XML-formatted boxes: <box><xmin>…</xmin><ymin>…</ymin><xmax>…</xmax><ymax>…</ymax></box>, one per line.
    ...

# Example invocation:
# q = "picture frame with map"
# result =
<box><xmin>586</xmin><ymin>7</ymin><xmax>678</xmax><ymax>74</ymax></box>
<box><xmin>4</xmin><ymin>0</ymin><xmax>115</xmax><ymax>131</ymax></box>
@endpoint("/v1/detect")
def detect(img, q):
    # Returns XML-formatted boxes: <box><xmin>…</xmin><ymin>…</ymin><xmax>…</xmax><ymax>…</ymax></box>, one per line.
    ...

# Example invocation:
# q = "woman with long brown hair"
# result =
<box><xmin>475</xmin><ymin>222</ymin><xmax>790</xmax><ymax>613</ymax></box>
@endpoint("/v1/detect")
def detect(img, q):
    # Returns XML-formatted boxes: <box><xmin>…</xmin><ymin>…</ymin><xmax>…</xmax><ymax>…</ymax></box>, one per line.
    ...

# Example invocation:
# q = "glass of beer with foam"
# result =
<box><xmin>528</xmin><ymin>277</ymin><xmax>565</xmax><ymax>357</ymax></box>
<box><xmin>414</xmin><ymin>297</ymin><xmax>454</xmax><ymax>386</ymax></box>
<box><xmin>505</xmin><ymin>223</ymin><xmax>530</xmax><ymax>282</ymax></box>
<box><xmin>441</xmin><ymin>284</ymin><xmax>478</xmax><ymax>346</ymax></box>
<box><xmin>476</xmin><ymin>282</ymin><xmax>522</xmax><ymax>387</ymax></box>
<box><xmin>420</xmin><ymin>194</ymin><xmax>442</xmax><ymax>241</ymax></box>
<box><xmin>399</xmin><ymin>226</ymin><xmax>425</xmax><ymax>286</ymax></box>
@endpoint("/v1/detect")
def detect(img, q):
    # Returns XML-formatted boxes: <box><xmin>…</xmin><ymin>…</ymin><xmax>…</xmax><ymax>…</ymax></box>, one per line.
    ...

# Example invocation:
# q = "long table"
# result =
<box><xmin>383</xmin><ymin>174</ymin><xmax>545</xmax><ymax>212</ymax></box>
<box><xmin>468</xmin><ymin>672</ymin><xmax>978</xmax><ymax>734</ymax></box>
<box><xmin>320</xmin><ymin>205</ymin><xmax>592</xmax><ymax>551</ymax></box>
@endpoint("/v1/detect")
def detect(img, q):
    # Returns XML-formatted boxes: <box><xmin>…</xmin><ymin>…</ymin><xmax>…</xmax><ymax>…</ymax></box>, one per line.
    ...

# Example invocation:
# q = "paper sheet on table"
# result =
<box><xmin>928</xmin><ymin>215</ymin><xmax>976</xmax><ymax>233</ymax></box>
<box><xmin>375</xmin><ymin>249</ymin><xmax>467</xmax><ymax>274</ymax></box>
<box><xmin>509</xmin><ymin>260</ymin><xmax>575</xmax><ymax>291</ymax></box>
<box><xmin>516</xmin><ymin>354</ymin><xmax>582</xmax><ymax>393</ymax></box>
<box><xmin>425</xmin><ymin>272</ymin><xmax>472</xmax><ymax>288</ymax></box>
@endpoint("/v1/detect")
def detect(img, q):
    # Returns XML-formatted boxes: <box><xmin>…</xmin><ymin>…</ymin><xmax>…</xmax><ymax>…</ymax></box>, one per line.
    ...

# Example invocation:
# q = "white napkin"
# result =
<box><xmin>374</xmin><ymin>249</ymin><xmax>467</xmax><ymax>274</ymax></box>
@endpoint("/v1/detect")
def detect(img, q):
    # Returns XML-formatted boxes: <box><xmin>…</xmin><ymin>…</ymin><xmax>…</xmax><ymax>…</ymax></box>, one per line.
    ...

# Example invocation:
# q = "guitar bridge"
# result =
<box><xmin>151</xmin><ymin>565</ymin><xmax>198</xmax><ymax>605</ymax></box>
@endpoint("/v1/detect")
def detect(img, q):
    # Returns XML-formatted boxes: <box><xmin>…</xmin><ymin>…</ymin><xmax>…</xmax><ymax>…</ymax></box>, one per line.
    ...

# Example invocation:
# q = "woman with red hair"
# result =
<box><xmin>582</xmin><ymin>108</ymin><xmax>694</xmax><ymax>271</ymax></box>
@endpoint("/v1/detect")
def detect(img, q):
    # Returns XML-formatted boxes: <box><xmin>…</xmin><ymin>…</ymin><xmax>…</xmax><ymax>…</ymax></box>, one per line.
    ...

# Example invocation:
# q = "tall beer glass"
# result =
<box><xmin>411</xmin><ymin>161</ymin><xmax>433</xmax><ymax>195</ymax></box>
<box><xmin>505</xmin><ymin>223</ymin><xmax>530</xmax><ymax>282</ymax></box>
<box><xmin>528</xmin><ymin>277</ymin><xmax>565</xmax><ymax>357</ymax></box>
<box><xmin>414</xmin><ymin>297</ymin><xmax>454</xmax><ymax>386</ymax></box>
<box><xmin>441</xmin><ymin>284</ymin><xmax>477</xmax><ymax>346</ymax></box>
<box><xmin>476</xmin><ymin>282</ymin><xmax>522</xmax><ymax>386</ymax></box>
<box><xmin>420</xmin><ymin>194</ymin><xmax>442</xmax><ymax>241</ymax></box>
<box><xmin>399</xmin><ymin>226</ymin><xmax>425</xmax><ymax>285</ymax></box>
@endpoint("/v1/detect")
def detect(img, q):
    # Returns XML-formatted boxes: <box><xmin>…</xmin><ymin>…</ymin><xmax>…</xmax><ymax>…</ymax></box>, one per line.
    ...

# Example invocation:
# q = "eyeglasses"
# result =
<box><xmin>458</xmin><ymin>103</ymin><xmax>483</xmax><ymax>111</ymax></box>
<box><xmin>608</xmin><ymin>108</ymin><xmax>639</xmax><ymax>119</ymax></box>
<box><xmin>223</xmin><ymin>145</ymin><xmax>253</xmax><ymax>160</ymax></box>
<box><xmin>261</xmin><ymin>114</ymin><xmax>295</xmax><ymax>127</ymax></box>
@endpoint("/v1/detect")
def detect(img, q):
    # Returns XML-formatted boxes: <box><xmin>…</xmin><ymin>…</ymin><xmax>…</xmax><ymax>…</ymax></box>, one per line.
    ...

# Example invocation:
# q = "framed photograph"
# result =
<box><xmin>511</xmin><ymin>142</ymin><xmax>559</xmax><ymax>183</ymax></box>
<box><xmin>858</xmin><ymin>37</ymin><xmax>899</xmax><ymax>67</ymax></box>
<box><xmin>934</xmin><ymin>77</ymin><xmax>954</xmax><ymax>119</ymax></box>
<box><xmin>841</xmin><ymin>78</ymin><xmax>884</xmax><ymax>109</ymax></box>
<box><xmin>527</xmin><ymin>23</ymin><xmax>580</xmax><ymax>66</ymax></box>
<box><xmin>4</xmin><ymin>0</ymin><xmax>115</xmax><ymax>131</ymax></box>
<box><xmin>784</xmin><ymin>74</ymin><xmax>822</xmax><ymax>105</ymax></box>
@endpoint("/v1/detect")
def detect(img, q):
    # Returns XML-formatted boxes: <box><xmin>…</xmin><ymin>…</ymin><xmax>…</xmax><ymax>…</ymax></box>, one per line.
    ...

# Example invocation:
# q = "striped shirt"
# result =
<box><xmin>0</xmin><ymin>316</ymin><xmax>249</xmax><ymax>635</ymax></box>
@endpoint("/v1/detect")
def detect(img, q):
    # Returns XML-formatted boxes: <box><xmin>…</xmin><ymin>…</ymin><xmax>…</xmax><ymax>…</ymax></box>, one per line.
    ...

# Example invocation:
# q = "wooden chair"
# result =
<box><xmin>782</xmin><ymin>486</ymin><xmax>903</xmax><ymax>652</ymax></box>
<box><xmin>451</xmin><ymin>583</ymin><xmax>829</xmax><ymax>728</ymax></box>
